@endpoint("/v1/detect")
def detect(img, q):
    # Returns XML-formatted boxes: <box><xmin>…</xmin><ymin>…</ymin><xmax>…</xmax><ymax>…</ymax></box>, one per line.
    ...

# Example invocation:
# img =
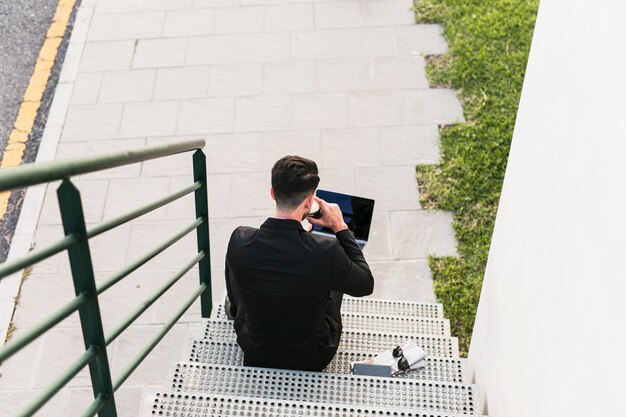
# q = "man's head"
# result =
<box><xmin>271</xmin><ymin>155</ymin><xmax>320</xmax><ymax>213</ymax></box>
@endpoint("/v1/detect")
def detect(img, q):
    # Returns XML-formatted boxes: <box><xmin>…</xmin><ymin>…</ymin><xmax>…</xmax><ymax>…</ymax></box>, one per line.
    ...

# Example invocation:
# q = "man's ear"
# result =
<box><xmin>304</xmin><ymin>194</ymin><xmax>314</xmax><ymax>211</ymax></box>
<box><xmin>270</xmin><ymin>187</ymin><xmax>276</xmax><ymax>202</ymax></box>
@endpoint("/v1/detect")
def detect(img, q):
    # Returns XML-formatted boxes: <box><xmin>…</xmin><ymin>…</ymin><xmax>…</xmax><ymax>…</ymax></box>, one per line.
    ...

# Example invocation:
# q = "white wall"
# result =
<box><xmin>468</xmin><ymin>1</ymin><xmax>626</xmax><ymax>416</ymax></box>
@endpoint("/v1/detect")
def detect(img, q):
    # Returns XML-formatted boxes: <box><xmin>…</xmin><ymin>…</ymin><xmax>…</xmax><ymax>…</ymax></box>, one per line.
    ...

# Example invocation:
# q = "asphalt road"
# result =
<box><xmin>0</xmin><ymin>0</ymin><xmax>78</xmax><ymax>261</ymax></box>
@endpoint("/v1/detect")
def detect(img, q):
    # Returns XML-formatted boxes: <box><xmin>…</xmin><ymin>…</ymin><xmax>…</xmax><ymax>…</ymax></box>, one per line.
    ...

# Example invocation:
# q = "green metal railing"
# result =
<box><xmin>0</xmin><ymin>139</ymin><xmax>212</xmax><ymax>417</ymax></box>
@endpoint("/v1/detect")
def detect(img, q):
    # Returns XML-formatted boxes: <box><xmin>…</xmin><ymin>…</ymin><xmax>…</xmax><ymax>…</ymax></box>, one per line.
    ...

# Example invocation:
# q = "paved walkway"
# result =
<box><xmin>0</xmin><ymin>0</ymin><xmax>463</xmax><ymax>414</ymax></box>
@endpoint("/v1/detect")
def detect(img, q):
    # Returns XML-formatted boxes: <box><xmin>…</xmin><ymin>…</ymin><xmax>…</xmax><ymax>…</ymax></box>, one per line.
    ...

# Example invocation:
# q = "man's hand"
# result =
<box><xmin>307</xmin><ymin>196</ymin><xmax>348</xmax><ymax>233</ymax></box>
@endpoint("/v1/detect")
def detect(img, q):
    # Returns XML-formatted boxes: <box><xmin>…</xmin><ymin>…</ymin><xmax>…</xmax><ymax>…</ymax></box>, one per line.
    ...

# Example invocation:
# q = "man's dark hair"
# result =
<box><xmin>271</xmin><ymin>155</ymin><xmax>320</xmax><ymax>210</ymax></box>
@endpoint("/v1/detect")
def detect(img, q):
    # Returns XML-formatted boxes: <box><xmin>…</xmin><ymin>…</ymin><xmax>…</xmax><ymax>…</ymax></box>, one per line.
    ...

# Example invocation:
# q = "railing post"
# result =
<box><xmin>193</xmin><ymin>150</ymin><xmax>212</xmax><ymax>318</ymax></box>
<box><xmin>57</xmin><ymin>179</ymin><xmax>117</xmax><ymax>417</ymax></box>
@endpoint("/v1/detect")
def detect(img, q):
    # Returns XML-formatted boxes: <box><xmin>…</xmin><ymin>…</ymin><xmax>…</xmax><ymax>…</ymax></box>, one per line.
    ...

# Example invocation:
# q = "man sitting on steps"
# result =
<box><xmin>225</xmin><ymin>155</ymin><xmax>375</xmax><ymax>371</ymax></box>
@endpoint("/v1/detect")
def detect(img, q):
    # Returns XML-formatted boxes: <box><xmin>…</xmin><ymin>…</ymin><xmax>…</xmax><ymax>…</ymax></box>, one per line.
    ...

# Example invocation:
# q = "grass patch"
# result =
<box><xmin>413</xmin><ymin>0</ymin><xmax>539</xmax><ymax>355</ymax></box>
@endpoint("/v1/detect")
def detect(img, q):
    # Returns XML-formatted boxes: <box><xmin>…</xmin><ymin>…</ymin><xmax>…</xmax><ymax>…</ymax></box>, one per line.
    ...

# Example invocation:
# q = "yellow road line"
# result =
<box><xmin>0</xmin><ymin>0</ymin><xmax>77</xmax><ymax>219</ymax></box>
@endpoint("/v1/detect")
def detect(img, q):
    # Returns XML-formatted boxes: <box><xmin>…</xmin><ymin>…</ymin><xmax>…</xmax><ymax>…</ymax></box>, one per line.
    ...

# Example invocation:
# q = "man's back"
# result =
<box><xmin>226</xmin><ymin>217</ymin><xmax>373</xmax><ymax>371</ymax></box>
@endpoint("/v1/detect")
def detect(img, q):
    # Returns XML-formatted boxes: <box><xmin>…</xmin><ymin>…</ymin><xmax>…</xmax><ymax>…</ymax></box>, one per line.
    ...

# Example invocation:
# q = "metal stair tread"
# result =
<box><xmin>201</xmin><ymin>318</ymin><xmax>460</xmax><ymax>357</ymax></box>
<box><xmin>166</xmin><ymin>362</ymin><xmax>477</xmax><ymax>414</ymax></box>
<box><xmin>146</xmin><ymin>391</ymin><xmax>479</xmax><ymax>417</ymax></box>
<box><xmin>186</xmin><ymin>340</ymin><xmax>465</xmax><ymax>383</ymax></box>
<box><xmin>214</xmin><ymin>304</ymin><xmax>451</xmax><ymax>336</ymax></box>
<box><xmin>342</xmin><ymin>296</ymin><xmax>444</xmax><ymax>318</ymax></box>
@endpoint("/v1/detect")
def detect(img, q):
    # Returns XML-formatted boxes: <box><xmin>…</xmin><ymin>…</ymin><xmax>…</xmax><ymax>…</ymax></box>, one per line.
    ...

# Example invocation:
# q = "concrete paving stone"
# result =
<box><xmin>98</xmin><ymin>69</ymin><xmax>157</xmax><ymax>104</ymax></box>
<box><xmin>364</xmin><ymin>0</ymin><xmax>415</xmax><ymax>26</ymax></box>
<box><xmin>317</xmin><ymin>58</ymin><xmax>371</xmax><ymax>92</ymax></box>
<box><xmin>235</xmin><ymin>95</ymin><xmax>291</xmax><ymax>131</ymax></box>
<box><xmin>109</xmin><ymin>323</ymin><xmax>190</xmax><ymax>386</ymax></box>
<box><xmin>292</xmin><ymin>93</ymin><xmax>349</xmax><ymax>129</ymax></box>
<box><xmin>61</xmin><ymin>103</ymin><xmax>123</xmax><ymax>141</ymax></box>
<box><xmin>186</xmin><ymin>35</ymin><xmax>239</xmax><ymax>65</ymax></box>
<box><xmin>263</xmin><ymin>60</ymin><xmax>317</xmax><ymax>94</ymax></box>
<box><xmin>209</xmin><ymin>63</ymin><xmax>263</xmax><ymax>97</ymax></box>
<box><xmin>371</xmin><ymin>56</ymin><xmax>428</xmax><ymax>90</ymax></box>
<box><xmin>240</xmin><ymin>0</ymin><xmax>282</xmax><ymax>5</ymax></box>
<box><xmin>230</xmin><ymin>172</ymin><xmax>276</xmax><ymax>217</ymax></box>
<box><xmin>96</xmin><ymin>0</ymin><xmax>143</xmax><ymax>12</ymax></box>
<box><xmin>126</xmin><ymin>220</ymin><xmax>197</xmax><ymax>270</ymax></box>
<box><xmin>150</xmin><ymin>270</ymin><xmax>203</xmax><ymax>324</ymax></box>
<box><xmin>164</xmin><ymin>174</ymin><xmax>231</xmax><ymax>219</ymax></box>
<box><xmin>361</xmin><ymin>210</ymin><xmax>393</xmax><ymax>261</ymax></box>
<box><xmin>177</xmin><ymin>98</ymin><xmax>236</xmax><ymax>134</ymax></box>
<box><xmin>28</xmin><ymin>225</ymin><xmax>69</xmax><ymax>274</ymax></box>
<box><xmin>33</xmin><ymin>326</ymin><xmax>92</xmax><ymax>389</ymax></box>
<box><xmin>119</xmin><ymin>101</ymin><xmax>180</xmax><ymax>138</ymax></box>
<box><xmin>104</xmin><ymin>177</ymin><xmax>173</xmax><ymax>221</ymax></box>
<box><xmin>380</xmin><ymin>125</ymin><xmax>440</xmax><ymax>165</ymax></box>
<box><xmin>88</xmin><ymin>11</ymin><xmax>166</xmax><ymax>41</ymax></box>
<box><xmin>390</xmin><ymin>210</ymin><xmax>458</xmax><ymax>259</ymax></box>
<box><xmin>291</xmin><ymin>0</ymin><xmax>333</xmax><ymax>3</ymax></box>
<box><xmin>144</xmin><ymin>0</ymin><xmax>195</xmax><ymax>9</ymax></box>
<box><xmin>341</xmin><ymin>27</ymin><xmax>397</xmax><ymax>58</ymax></box>
<box><xmin>261</xmin><ymin>130</ymin><xmax>322</xmax><ymax>169</ymax></box>
<box><xmin>70</xmin><ymin>72</ymin><xmax>103</xmax><ymax>104</ymax></box>
<box><xmin>0</xmin><ymin>332</ymin><xmax>43</xmax><ymax>389</ymax></box>
<box><xmin>291</xmin><ymin>30</ymin><xmax>344</xmax><ymax>59</ymax></box>
<box><xmin>348</xmin><ymin>90</ymin><xmax>407</xmax><ymax>127</ymax></box>
<box><xmin>97</xmin><ymin>270</ymin><xmax>160</xmax><ymax>332</ymax></box>
<box><xmin>141</xmin><ymin>143</ymin><xmax>194</xmax><ymax>179</ymax></box>
<box><xmin>393</xmin><ymin>24</ymin><xmax>448</xmax><ymax>56</ymax></box>
<box><xmin>55</xmin><ymin>138</ymin><xmax>146</xmax><ymax>180</ymax></box>
<box><xmin>80</xmin><ymin>40</ymin><xmax>135</xmax><ymax>72</ymax></box>
<box><xmin>207</xmin><ymin>174</ymin><xmax>232</xmax><ymax>218</ymax></box>
<box><xmin>210</xmin><ymin>266</ymin><xmax>227</xmax><ymax>306</ymax></box>
<box><xmin>320</xmin><ymin>127</ymin><xmax>381</xmax><ymax>168</ymax></box>
<box><xmin>405</xmin><ymin>89</ymin><xmax>465</xmax><ymax>125</ymax></box>
<box><xmin>213</xmin><ymin>6</ymin><xmax>264</xmax><ymax>34</ymax></box>
<box><xmin>205</xmin><ymin>133</ymin><xmax>263</xmax><ymax>172</ymax></box>
<box><xmin>154</xmin><ymin>66</ymin><xmax>211</xmax><ymax>100</ymax></box>
<box><xmin>0</xmin><ymin>386</ymin><xmax>68</xmax><ymax>416</ymax></box>
<box><xmin>67</xmin><ymin>386</ymin><xmax>143</xmax><ymax>417</ymax></box>
<box><xmin>88</xmin><ymin>223</ymin><xmax>133</xmax><ymax>272</ymax></box>
<box><xmin>194</xmin><ymin>0</ymin><xmax>240</xmax><ymax>7</ymax></box>
<box><xmin>314</xmin><ymin>1</ymin><xmax>365</xmax><ymax>28</ymax></box>
<box><xmin>317</xmin><ymin>168</ymin><xmax>356</xmax><ymax>195</ymax></box>
<box><xmin>264</xmin><ymin>4</ymin><xmax>314</xmax><ymax>32</ymax></box>
<box><xmin>239</xmin><ymin>32</ymin><xmax>291</xmax><ymax>62</ymax></box>
<box><xmin>38</xmin><ymin>179</ymin><xmax>109</xmax><ymax>226</ymax></box>
<box><xmin>355</xmin><ymin>166</ymin><xmax>421</xmax><ymax>211</ymax></box>
<box><xmin>368</xmin><ymin>259</ymin><xmax>436</xmax><ymax>302</ymax></box>
<box><xmin>97</xmin><ymin>0</ymin><xmax>193</xmax><ymax>12</ymax></box>
<box><xmin>132</xmin><ymin>38</ymin><xmax>187</xmax><ymax>69</ymax></box>
<box><xmin>163</xmin><ymin>8</ymin><xmax>215</xmax><ymax>37</ymax></box>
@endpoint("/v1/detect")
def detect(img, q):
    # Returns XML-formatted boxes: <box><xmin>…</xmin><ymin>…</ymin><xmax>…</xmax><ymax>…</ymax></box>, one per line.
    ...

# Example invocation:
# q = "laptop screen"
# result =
<box><xmin>312</xmin><ymin>190</ymin><xmax>375</xmax><ymax>242</ymax></box>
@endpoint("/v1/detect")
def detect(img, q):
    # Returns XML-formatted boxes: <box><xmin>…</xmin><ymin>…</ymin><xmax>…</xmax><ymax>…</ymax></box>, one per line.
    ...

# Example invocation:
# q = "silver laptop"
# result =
<box><xmin>310</xmin><ymin>189</ymin><xmax>375</xmax><ymax>249</ymax></box>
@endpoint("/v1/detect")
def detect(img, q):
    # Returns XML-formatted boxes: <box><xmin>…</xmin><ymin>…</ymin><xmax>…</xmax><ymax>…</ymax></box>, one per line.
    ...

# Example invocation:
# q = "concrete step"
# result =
<box><xmin>342</xmin><ymin>296</ymin><xmax>444</xmax><ymax>318</ymax></box>
<box><xmin>144</xmin><ymin>391</ymin><xmax>477</xmax><ymax>417</ymax></box>
<box><xmin>165</xmin><ymin>363</ymin><xmax>477</xmax><ymax>415</ymax></box>
<box><xmin>186</xmin><ymin>340</ymin><xmax>465</xmax><ymax>383</ymax></box>
<box><xmin>201</xmin><ymin>318</ymin><xmax>459</xmax><ymax>357</ymax></box>
<box><xmin>214</xmin><ymin>304</ymin><xmax>450</xmax><ymax>336</ymax></box>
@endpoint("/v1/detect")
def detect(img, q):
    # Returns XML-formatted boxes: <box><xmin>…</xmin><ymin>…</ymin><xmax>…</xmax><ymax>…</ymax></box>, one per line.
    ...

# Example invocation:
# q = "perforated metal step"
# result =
<box><xmin>342</xmin><ymin>296</ymin><xmax>444</xmax><ymax>318</ymax></box>
<box><xmin>186</xmin><ymin>340</ymin><xmax>465</xmax><ymax>383</ymax></box>
<box><xmin>214</xmin><ymin>305</ymin><xmax>450</xmax><ymax>336</ymax></box>
<box><xmin>201</xmin><ymin>319</ymin><xmax>459</xmax><ymax>357</ymax></box>
<box><xmin>146</xmin><ymin>392</ymin><xmax>474</xmax><ymax>417</ymax></box>
<box><xmin>217</xmin><ymin>297</ymin><xmax>444</xmax><ymax>319</ymax></box>
<box><xmin>167</xmin><ymin>363</ymin><xmax>476</xmax><ymax>414</ymax></box>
